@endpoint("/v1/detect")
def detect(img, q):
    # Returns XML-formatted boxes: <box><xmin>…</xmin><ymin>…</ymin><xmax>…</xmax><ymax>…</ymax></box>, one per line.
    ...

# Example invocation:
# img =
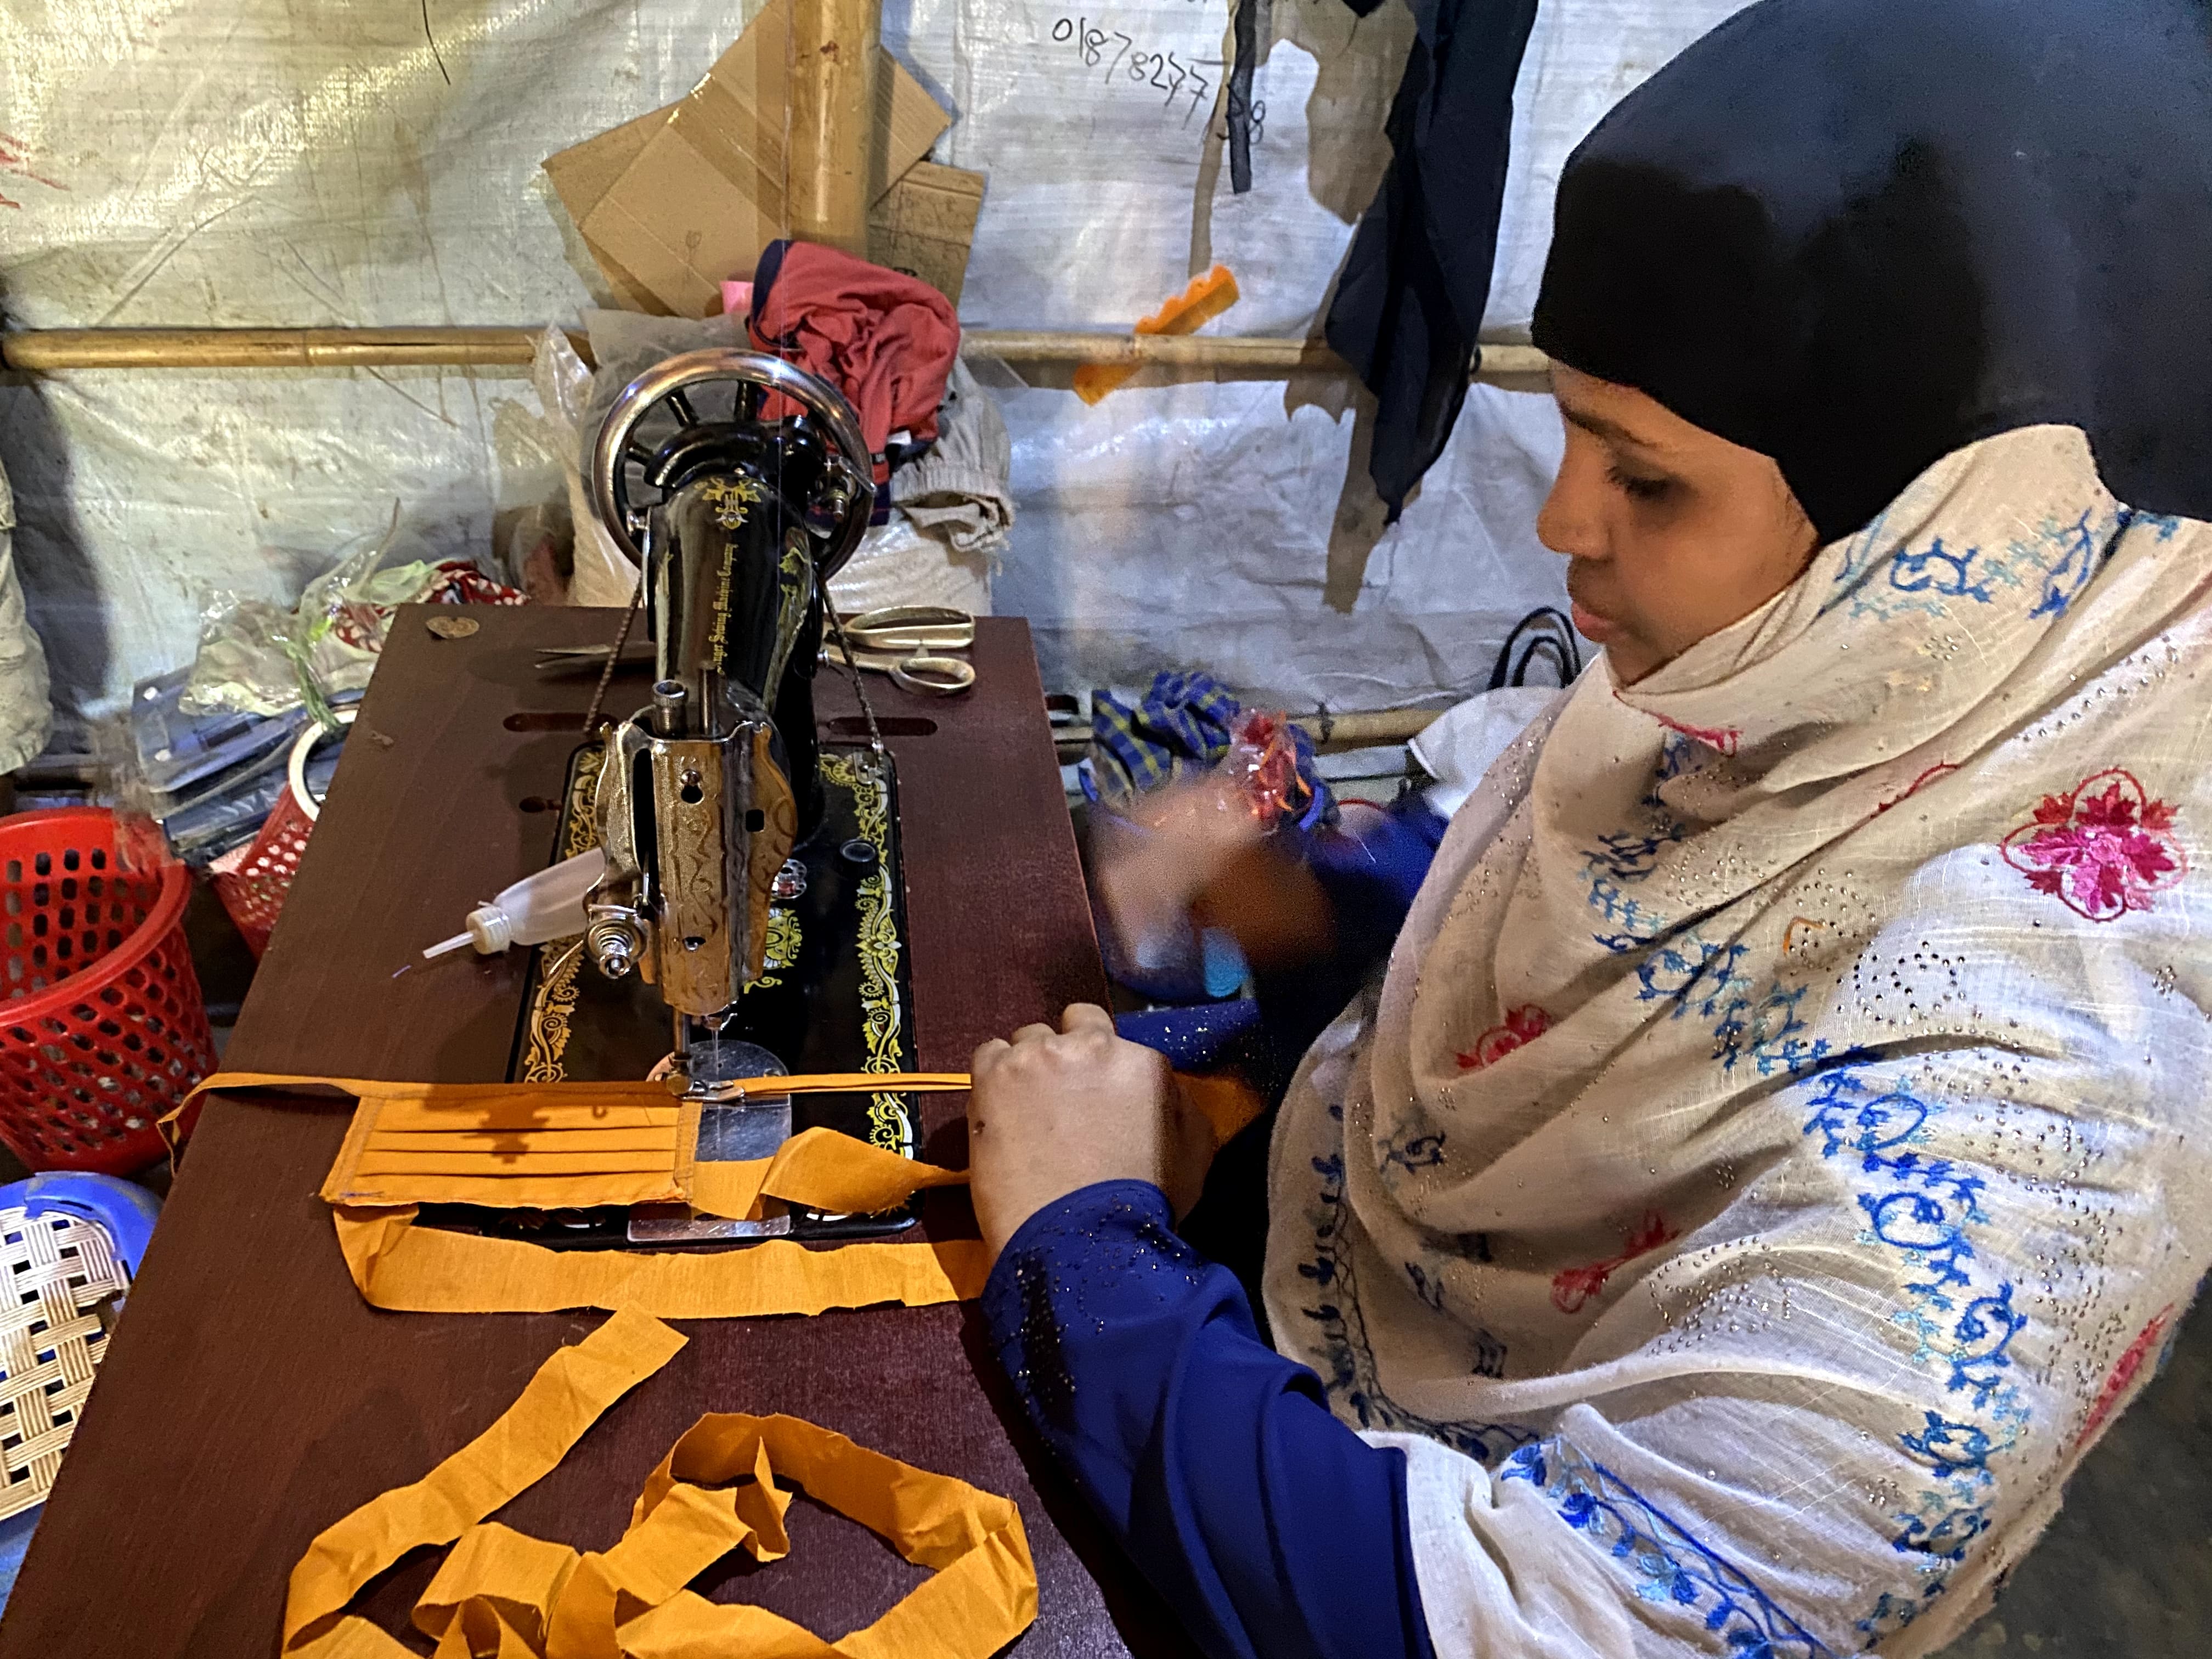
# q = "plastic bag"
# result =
<box><xmin>1220</xmin><ymin>707</ymin><xmax>1315</xmax><ymax>829</ymax></box>
<box><xmin>528</xmin><ymin>325</ymin><xmax>636</xmax><ymax>608</ymax></box>
<box><xmin>826</xmin><ymin>515</ymin><xmax>992</xmax><ymax>620</ymax></box>
<box><xmin>179</xmin><ymin>508</ymin><xmax>520</xmax><ymax>726</ymax></box>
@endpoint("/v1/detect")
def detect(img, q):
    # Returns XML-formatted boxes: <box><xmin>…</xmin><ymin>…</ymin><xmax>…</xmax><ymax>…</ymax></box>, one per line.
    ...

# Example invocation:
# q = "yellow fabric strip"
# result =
<box><xmin>179</xmin><ymin>1069</ymin><xmax>968</xmax><ymax>1120</ymax></box>
<box><xmin>333</xmin><ymin>1209</ymin><xmax>990</xmax><ymax>1318</ymax></box>
<box><xmin>356</xmin><ymin>1151</ymin><xmax>681</xmax><ymax>1177</ymax></box>
<box><xmin>688</xmin><ymin>1126</ymin><xmax>970</xmax><ymax>1221</ymax></box>
<box><xmin>281</xmin><ymin>1309</ymin><xmax>686</xmax><ymax>1655</ymax></box>
<box><xmin>686</xmin><ymin>1071</ymin><xmax>970</xmax><ymax>1100</ymax></box>
<box><xmin>282</xmin><ymin>1330</ymin><xmax>1036</xmax><ymax>1659</ymax></box>
<box><xmin>167</xmin><ymin>1070</ymin><xmax>968</xmax><ymax>1158</ymax></box>
<box><xmin>415</xmin><ymin>1523</ymin><xmax>578</xmax><ymax>1651</ymax></box>
<box><xmin>1179</xmin><ymin>1071</ymin><xmax>1267</xmax><ymax>1148</ymax></box>
<box><xmin>331</xmin><ymin>1172</ymin><xmax>693</xmax><ymax>1211</ymax></box>
<box><xmin>616</xmin><ymin>1414</ymin><xmax>1037</xmax><ymax>1659</ymax></box>
<box><xmin>374</xmin><ymin>1103</ymin><xmax>685</xmax><ymax>1132</ymax></box>
<box><xmin>365</xmin><ymin>1128</ymin><xmax>681</xmax><ymax>1153</ymax></box>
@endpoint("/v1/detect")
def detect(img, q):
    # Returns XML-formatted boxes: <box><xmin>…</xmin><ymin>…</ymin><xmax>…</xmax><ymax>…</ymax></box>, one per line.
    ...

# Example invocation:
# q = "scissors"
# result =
<box><xmin>533</xmin><ymin>640</ymin><xmax>653</xmax><ymax>677</ymax></box>
<box><xmin>827</xmin><ymin>605</ymin><xmax>977</xmax><ymax>696</ymax></box>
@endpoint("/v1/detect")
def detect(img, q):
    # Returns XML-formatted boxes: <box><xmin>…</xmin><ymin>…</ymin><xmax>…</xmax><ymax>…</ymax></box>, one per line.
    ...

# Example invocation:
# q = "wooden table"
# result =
<box><xmin>0</xmin><ymin>608</ymin><xmax>1194</xmax><ymax>1658</ymax></box>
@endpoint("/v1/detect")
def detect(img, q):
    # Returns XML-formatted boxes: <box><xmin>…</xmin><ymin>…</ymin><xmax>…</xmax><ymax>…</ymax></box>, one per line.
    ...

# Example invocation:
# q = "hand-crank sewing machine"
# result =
<box><xmin>483</xmin><ymin>347</ymin><xmax>923</xmax><ymax>1244</ymax></box>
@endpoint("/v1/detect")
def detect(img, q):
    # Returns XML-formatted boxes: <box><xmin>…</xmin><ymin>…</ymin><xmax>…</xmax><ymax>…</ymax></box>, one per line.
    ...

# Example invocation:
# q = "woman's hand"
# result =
<box><xmin>1094</xmin><ymin>776</ymin><xmax>1335</xmax><ymax>973</ymax></box>
<box><xmin>967</xmin><ymin>1003</ymin><xmax>1217</xmax><ymax>1264</ymax></box>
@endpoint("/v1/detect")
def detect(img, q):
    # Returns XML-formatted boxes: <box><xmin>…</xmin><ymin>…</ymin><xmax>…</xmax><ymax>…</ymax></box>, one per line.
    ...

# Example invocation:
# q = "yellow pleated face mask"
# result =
<box><xmin>173</xmin><ymin>1072</ymin><xmax>988</xmax><ymax>1319</ymax></box>
<box><xmin>282</xmin><ymin>1310</ymin><xmax>1039</xmax><ymax>1659</ymax></box>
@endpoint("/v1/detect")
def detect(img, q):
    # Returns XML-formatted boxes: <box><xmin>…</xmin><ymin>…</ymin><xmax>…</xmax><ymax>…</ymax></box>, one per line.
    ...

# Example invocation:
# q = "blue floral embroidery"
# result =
<box><xmin>1889</xmin><ymin>537</ymin><xmax>1993</xmax><ymax>603</ymax></box>
<box><xmin>1798</xmin><ymin>1070</ymin><xmax>2032</xmax><ymax>1641</ymax></box>
<box><xmin>1824</xmin><ymin>509</ymin><xmax>1988</xmax><ymax>622</ymax></box>
<box><xmin>1587</xmin><ymin>882</ymin><xmax>1674</xmax><ymax>950</ymax></box>
<box><xmin>1295</xmin><ymin>1152</ymin><xmax>1533</xmax><ymax>1462</ymax></box>
<box><xmin>1712</xmin><ymin>978</ymin><xmax>1829</xmax><ymax>1076</ymax></box>
<box><xmin>1634</xmin><ymin>929</ymin><xmax>1830</xmax><ymax>1076</ymax></box>
<box><xmin>1949</xmin><ymin>1286</ymin><xmax>2025</xmax><ymax>1406</ymax></box>
<box><xmin>2028</xmin><ymin>507</ymin><xmax>2113</xmax><ymax>620</ymax></box>
<box><xmin>1822</xmin><ymin>498</ymin><xmax>2147</xmax><ymax>624</ymax></box>
<box><xmin>1638</xmin><ymin>935</ymin><xmax>1752</xmax><ymax>1014</ymax></box>
<box><xmin>1898</xmin><ymin>1413</ymin><xmax>1994</xmax><ymax>1481</ymax></box>
<box><xmin>1381</xmin><ymin>1132</ymin><xmax>1446</xmax><ymax>1171</ymax></box>
<box><xmin>1400</xmin><ymin>1261</ymin><xmax>1509</xmax><ymax>1379</ymax></box>
<box><xmin>1579</xmin><ymin>745</ymin><xmax>1694</xmax><ymax>951</ymax></box>
<box><xmin>1821</xmin><ymin>504</ymin><xmax>1901</xmax><ymax>612</ymax></box>
<box><xmin>2028</xmin><ymin>504</ymin><xmax>2182</xmax><ymax>618</ymax></box>
<box><xmin>1500</xmin><ymin>1440</ymin><xmax>1835</xmax><ymax>1657</ymax></box>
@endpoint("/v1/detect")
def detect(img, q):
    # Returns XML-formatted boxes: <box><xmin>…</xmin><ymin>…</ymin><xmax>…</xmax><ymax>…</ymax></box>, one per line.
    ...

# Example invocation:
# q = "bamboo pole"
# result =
<box><xmin>787</xmin><ymin>0</ymin><xmax>879</xmax><ymax>255</ymax></box>
<box><xmin>0</xmin><ymin>328</ymin><xmax>572</xmax><ymax>371</ymax></box>
<box><xmin>1297</xmin><ymin>707</ymin><xmax>1446</xmax><ymax>749</ymax></box>
<box><xmin>0</xmin><ymin>326</ymin><xmax>1553</xmax><ymax>380</ymax></box>
<box><xmin>1055</xmin><ymin>704</ymin><xmax>1443</xmax><ymax>759</ymax></box>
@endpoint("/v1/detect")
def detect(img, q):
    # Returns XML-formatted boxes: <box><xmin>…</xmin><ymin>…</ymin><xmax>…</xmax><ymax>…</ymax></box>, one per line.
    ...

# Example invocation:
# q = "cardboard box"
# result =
<box><xmin>544</xmin><ymin>0</ymin><xmax>964</xmax><ymax>318</ymax></box>
<box><xmin>541</xmin><ymin>103</ymin><xmax>672</xmax><ymax>314</ymax></box>
<box><xmin>869</xmin><ymin>160</ymin><xmax>986</xmax><ymax>306</ymax></box>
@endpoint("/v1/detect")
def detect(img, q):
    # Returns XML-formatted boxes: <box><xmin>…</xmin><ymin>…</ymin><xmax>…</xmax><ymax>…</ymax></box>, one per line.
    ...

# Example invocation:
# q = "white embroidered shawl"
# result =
<box><xmin>1265</xmin><ymin>427</ymin><xmax>2212</xmax><ymax>1658</ymax></box>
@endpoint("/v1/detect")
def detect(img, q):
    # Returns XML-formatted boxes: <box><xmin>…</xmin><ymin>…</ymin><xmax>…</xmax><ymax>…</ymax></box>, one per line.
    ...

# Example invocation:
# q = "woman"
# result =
<box><xmin>968</xmin><ymin>2</ymin><xmax>2212</xmax><ymax>1656</ymax></box>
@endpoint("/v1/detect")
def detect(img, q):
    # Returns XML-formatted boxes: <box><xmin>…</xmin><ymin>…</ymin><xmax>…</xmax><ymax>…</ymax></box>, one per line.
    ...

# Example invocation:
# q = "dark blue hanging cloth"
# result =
<box><xmin>1324</xmin><ymin>0</ymin><xmax>1541</xmax><ymax>520</ymax></box>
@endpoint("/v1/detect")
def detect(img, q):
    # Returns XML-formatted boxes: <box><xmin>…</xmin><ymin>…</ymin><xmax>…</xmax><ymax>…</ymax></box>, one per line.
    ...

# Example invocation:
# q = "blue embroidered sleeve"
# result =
<box><xmin>980</xmin><ymin>1180</ymin><xmax>1438</xmax><ymax>1659</ymax></box>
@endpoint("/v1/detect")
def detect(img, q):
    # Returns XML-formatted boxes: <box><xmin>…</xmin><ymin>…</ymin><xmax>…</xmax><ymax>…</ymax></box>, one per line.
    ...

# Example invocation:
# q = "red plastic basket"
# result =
<box><xmin>0</xmin><ymin>809</ymin><xmax>216</xmax><ymax>1172</ymax></box>
<box><xmin>209</xmin><ymin>708</ymin><xmax>349</xmax><ymax>959</ymax></box>
<box><xmin>208</xmin><ymin>785</ymin><xmax>314</xmax><ymax>959</ymax></box>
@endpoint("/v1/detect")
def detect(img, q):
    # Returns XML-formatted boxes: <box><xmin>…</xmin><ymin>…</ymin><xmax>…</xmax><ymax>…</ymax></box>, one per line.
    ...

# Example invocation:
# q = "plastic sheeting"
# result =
<box><xmin>0</xmin><ymin>458</ymin><xmax>53</xmax><ymax>772</ymax></box>
<box><xmin>0</xmin><ymin>0</ymin><xmax>1747</xmax><ymax>736</ymax></box>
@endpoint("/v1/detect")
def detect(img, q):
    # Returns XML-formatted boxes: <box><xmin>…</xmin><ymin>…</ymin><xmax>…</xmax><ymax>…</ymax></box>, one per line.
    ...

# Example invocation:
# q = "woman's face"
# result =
<box><xmin>1538</xmin><ymin>366</ymin><xmax>1820</xmax><ymax>684</ymax></box>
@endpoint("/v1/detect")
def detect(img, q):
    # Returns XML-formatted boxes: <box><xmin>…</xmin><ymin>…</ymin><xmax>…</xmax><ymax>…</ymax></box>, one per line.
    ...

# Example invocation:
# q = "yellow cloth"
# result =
<box><xmin>687</xmin><ymin>1126</ymin><xmax>972</xmax><ymax>1221</ymax></box>
<box><xmin>334</xmin><ymin>1207</ymin><xmax>990</xmax><ymax>1318</ymax></box>
<box><xmin>166</xmin><ymin>1073</ymin><xmax>990</xmax><ymax>1318</ymax></box>
<box><xmin>283</xmin><ymin>1311</ymin><xmax>1037</xmax><ymax>1659</ymax></box>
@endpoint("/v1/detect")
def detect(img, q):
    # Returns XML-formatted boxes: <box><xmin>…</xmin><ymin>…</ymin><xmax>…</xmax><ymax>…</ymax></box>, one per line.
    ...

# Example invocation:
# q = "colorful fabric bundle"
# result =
<box><xmin>1084</xmin><ymin>670</ymin><xmax>1331</xmax><ymax>826</ymax></box>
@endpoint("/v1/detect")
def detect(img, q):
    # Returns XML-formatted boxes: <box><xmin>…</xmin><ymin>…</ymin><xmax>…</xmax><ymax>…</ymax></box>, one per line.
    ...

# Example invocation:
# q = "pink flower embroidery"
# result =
<box><xmin>1552</xmin><ymin>1211</ymin><xmax>1679</xmax><ymax>1314</ymax></box>
<box><xmin>2079</xmin><ymin>1307</ymin><xmax>2172</xmax><ymax>1444</ymax></box>
<box><xmin>2001</xmin><ymin>769</ymin><xmax>2187</xmax><ymax>921</ymax></box>
<box><xmin>1455</xmin><ymin>1005</ymin><xmax>1550</xmax><ymax>1071</ymax></box>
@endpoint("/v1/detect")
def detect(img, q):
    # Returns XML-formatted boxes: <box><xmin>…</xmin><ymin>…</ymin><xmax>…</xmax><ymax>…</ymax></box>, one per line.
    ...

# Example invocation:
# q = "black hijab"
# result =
<box><xmin>1532</xmin><ymin>0</ymin><xmax>2212</xmax><ymax>545</ymax></box>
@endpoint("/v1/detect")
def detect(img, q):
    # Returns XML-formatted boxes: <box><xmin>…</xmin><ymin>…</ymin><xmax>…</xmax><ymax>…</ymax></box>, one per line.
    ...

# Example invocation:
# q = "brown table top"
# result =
<box><xmin>0</xmin><ymin>608</ymin><xmax>1194</xmax><ymax>1658</ymax></box>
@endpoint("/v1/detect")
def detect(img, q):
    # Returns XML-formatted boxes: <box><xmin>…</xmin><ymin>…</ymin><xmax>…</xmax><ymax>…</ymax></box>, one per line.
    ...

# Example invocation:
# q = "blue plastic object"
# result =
<box><xmin>0</xmin><ymin>1172</ymin><xmax>160</xmax><ymax>1616</ymax></box>
<box><xmin>7</xmin><ymin>1173</ymin><xmax>161</xmax><ymax>1279</ymax></box>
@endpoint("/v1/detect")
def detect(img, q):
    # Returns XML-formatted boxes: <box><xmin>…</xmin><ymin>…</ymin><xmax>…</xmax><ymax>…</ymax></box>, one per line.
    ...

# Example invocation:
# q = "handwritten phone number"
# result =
<box><xmin>1049</xmin><ymin>16</ymin><xmax>1217</xmax><ymax>123</ymax></box>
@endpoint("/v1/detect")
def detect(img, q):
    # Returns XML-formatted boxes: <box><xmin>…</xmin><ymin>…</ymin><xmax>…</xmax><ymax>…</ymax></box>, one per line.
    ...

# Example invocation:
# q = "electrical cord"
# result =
<box><xmin>1487</xmin><ymin>606</ymin><xmax>1582</xmax><ymax>691</ymax></box>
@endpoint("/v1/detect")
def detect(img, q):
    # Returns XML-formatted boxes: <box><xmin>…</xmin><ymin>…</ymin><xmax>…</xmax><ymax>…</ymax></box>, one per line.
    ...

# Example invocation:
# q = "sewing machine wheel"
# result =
<box><xmin>590</xmin><ymin>347</ymin><xmax>877</xmax><ymax>581</ymax></box>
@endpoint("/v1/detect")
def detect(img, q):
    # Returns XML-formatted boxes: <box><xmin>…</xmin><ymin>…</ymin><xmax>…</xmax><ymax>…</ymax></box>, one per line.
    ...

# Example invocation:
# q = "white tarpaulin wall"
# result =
<box><xmin>0</xmin><ymin>0</ymin><xmax>1745</xmax><ymax>738</ymax></box>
